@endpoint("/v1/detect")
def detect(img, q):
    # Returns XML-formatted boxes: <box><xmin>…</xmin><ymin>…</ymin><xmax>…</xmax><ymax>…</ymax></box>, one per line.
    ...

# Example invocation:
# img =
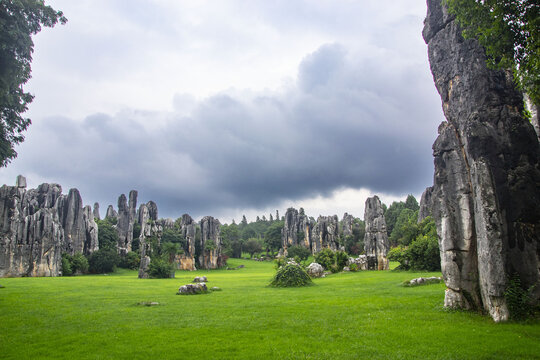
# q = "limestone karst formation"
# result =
<box><xmin>116</xmin><ymin>191</ymin><xmax>138</xmax><ymax>256</ymax></box>
<box><xmin>0</xmin><ymin>176</ymin><xmax>98</xmax><ymax>277</ymax></box>
<box><xmin>281</xmin><ymin>208</ymin><xmax>345</xmax><ymax>255</ymax></box>
<box><xmin>363</xmin><ymin>196</ymin><xmax>389</xmax><ymax>270</ymax></box>
<box><xmin>176</xmin><ymin>214</ymin><xmax>197</xmax><ymax>271</ymax></box>
<box><xmin>199</xmin><ymin>216</ymin><xmax>224</xmax><ymax>270</ymax></box>
<box><xmin>281</xmin><ymin>208</ymin><xmax>312</xmax><ymax>250</ymax></box>
<box><xmin>423</xmin><ymin>0</ymin><xmax>540</xmax><ymax>321</ymax></box>
<box><xmin>417</xmin><ymin>186</ymin><xmax>433</xmax><ymax>223</ymax></box>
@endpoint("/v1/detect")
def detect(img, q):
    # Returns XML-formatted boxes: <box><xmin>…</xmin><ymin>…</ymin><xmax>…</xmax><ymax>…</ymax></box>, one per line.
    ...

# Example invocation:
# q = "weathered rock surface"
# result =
<box><xmin>177</xmin><ymin>282</ymin><xmax>208</xmax><ymax>295</ymax></box>
<box><xmin>0</xmin><ymin>177</ymin><xmax>98</xmax><ymax>277</ymax></box>
<box><xmin>363</xmin><ymin>196</ymin><xmax>389</xmax><ymax>270</ymax></box>
<box><xmin>116</xmin><ymin>191</ymin><xmax>137</xmax><ymax>256</ymax></box>
<box><xmin>105</xmin><ymin>205</ymin><xmax>117</xmax><ymax>221</ymax></box>
<box><xmin>176</xmin><ymin>214</ymin><xmax>196</xmax><ymax>271</ymax></box>
<box><xmin>306</xmin><ymin>262</ymin><xmax>324</xmax><ymax>278</ymax></box>
<box><xmin>199</xmin><ymin>216</ymin><xmax>224</xmax><ymax>270</ymax></box>
<box><xmin>418</xmin><ymin>186</ymin><xmax>434</xmax><ymax>223</ymax></box>
<box><xmin>93</xmin><ymin>202</ymin><xmax>100</xmax><ymax>220</ymax></box>
<box><xmin>193</xmin><ymin>276</ymin><xmax>207</xmax><ymax>283</ymax></box>
<box><xmin>311</xmin><ymin>215</ymin><xmax>340</xmax><ymax>253</ymax></box>
<box><xmin>342</xmin><ymin>213</ymin><xmax>355</xmax><ymax>237</ymax></box>
<box><xmin>281</xmin><ymin>208</ymin><xmax>312</xmax><ymax>250</ymax></box>
<box><xmin>424</xmin><ymin>0</ymin><xmax>540</xmax><ymax>321</ymax></box>
<box><xmin>348</xmin><ymin>255</ymin><xmax>368</xmax><ymax>271</ymax></box>
<box><xmin>405</xmin><ymin>276</ymin><xmax>442</xmax><ymax>287</ymax></box>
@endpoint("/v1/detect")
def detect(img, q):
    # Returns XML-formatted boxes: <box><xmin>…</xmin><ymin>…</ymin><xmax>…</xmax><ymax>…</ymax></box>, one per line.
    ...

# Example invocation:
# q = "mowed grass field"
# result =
<box><xmin>1</xmin><ymin>259</ymin><xmax>539</xmax><ymax>360</ymax></box>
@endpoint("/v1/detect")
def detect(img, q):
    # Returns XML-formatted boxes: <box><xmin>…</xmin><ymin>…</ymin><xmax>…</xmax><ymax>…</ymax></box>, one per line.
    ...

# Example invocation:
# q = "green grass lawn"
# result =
<box><xmin>1</xmin><ymin>260</ymin><xmax>539</xmax><ymax>360</ymax></box>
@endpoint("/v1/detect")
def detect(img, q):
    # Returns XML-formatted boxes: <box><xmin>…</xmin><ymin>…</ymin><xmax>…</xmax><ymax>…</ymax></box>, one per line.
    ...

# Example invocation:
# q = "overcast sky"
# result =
<box><xmin>0</xmin><ymin>0</ymin><xmax>444</xmax><ymax>223</ymax></box>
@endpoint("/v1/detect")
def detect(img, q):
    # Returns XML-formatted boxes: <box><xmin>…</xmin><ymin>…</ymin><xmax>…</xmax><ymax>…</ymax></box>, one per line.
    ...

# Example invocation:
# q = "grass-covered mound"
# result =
<box><xmin>269</xmin><ymin>263</ymin><xmax>312</xmax><ymax>287</ymax></box>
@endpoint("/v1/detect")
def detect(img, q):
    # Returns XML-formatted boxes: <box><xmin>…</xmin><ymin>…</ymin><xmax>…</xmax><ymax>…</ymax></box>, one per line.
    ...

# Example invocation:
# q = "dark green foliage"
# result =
<box><xmin>504</xmin><ymin>274</ymin><xmax>536</xmax><ymax>321</ymax></box>
<box><xmin>148</xmin><ymin>257</ymin><xmax>174</xmax><ymax>279</ymax></box>
<box><xmin>264</xmin><ymin>221</ymin><xmax>284</xmax><ymax>256</ymax></box>
<box><xmin>161</xmin><ymin>242</ymin><xmax>180</xmax><ymax>263</ymax></box>
<box><xmin>404</xmin><ymin>194</ymin><xmax>419</xmax><ymax>212</ymax></box>
<box><xmin>388</xmin><ymin>217</ymin><xmax>441</xmax><ymax>271</ymax></box>
<box><xmin>335</xmin><ymin>250</ymin><xmax>349</xmax><ymax>270</ymax></box>
<box><xmin>133</xmin><ymin>222</ymin><xmax>141</xmax><ymax>240</ymax></box>
<box><xmin>71</xmin><ymin>253</ymin><xmax>89</xmax><ymax>274</ymax></box>
<box><xmin>390</xmin><ymin>209</ymin><xmax>419</xmax><ymax>246</ymax></box>
<box><xmin>96</xmin><ymin>220</ymin><xmax>118</xmax><ymax>251</ymax></box>
<box><xmin>244</xmin><ymin>238</ymin><xmax>263</xmax><ymax>258</ymax></box>
<box><xmin>88</xmin><ymin>249</ymin><xmax>120</xmax><ymax>274</ymax></box>
<box><xmin>384</xmin><ymin>201</ymin><xmax>405</xmax><ymax>237</ymax></box>
<box><xmin>269</xmin><ymin>263</ymin><xmax>313</xmax><ymax>287</ymax></box>
<box><xmin>314</xmin><ymin>248</ymin><xmax>336</xmax><ymax>270</ymax></box>
<box><xmin>286</xmin><ymin>245</ymin><xmax>311</xmax><ymax>262</ymax></box>
<box><xmin>161</xmin><ymin>228</ymin><xmax>186</xmax><ymax>247</ymax></box>
<box><xmin>61</xmin><ymin>252</ymin><xmax>89</xmax><ymax>275</ymax></box>
<box><xmin>274</xmin><ymin>257</ymin><xmax>287</xmax><ymax>269</ymax></box>
<box><xmin>0</xmin><ymin>0</ymin><xmax>66</xmax><ymax>166</ymax></box>
<box><xmin>408</xmin><ymin>235</ymin><xmax>440</xmax><ymax>271</ymax></box>
<box><xmin>61</xmin><ymin>254</ymin><xmax>72</xmax><ymax>276</ymax></box>
<box><xmin>119</xmin><ymin>251</ymin><xmax>140</xmax><ymax>270</ymax></box>
<box><xmin>221</xmin><ymin>223</ymin><xmax>240</xmax><ymax>257</ymax></box>
<box><xmin>446</xmin><ymin>0</ymin><xmax>539</xmax><ymax>105</ymax></box>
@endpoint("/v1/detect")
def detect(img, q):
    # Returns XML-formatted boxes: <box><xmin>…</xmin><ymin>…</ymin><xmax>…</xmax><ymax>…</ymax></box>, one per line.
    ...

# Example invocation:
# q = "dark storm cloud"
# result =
<box><xmin>3</xmin><ymin>42</ymin><xmax>442</xmax><ymax>219</ymax></box>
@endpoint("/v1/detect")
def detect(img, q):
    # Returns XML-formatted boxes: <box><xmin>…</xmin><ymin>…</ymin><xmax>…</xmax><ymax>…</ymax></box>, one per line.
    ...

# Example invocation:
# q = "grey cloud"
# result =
<box><xmin>4</xmin><ymin>41</ymin><xmax>441</xmax><ymax>219</ymax></box>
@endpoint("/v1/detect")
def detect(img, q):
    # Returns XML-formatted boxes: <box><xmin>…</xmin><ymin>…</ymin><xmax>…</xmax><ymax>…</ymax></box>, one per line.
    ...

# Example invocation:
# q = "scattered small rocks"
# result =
<box><xmin>404</xmin><ymin>276</ymin><xmax>442</xmax><ymax>287</ymax></box>
<box><xmin>137</xmin><ymin>301</ymin><xmax>160</xmax><ymax>306</ymax></box>
<box><xmin>343</xmin><ymin>266</ymin><xmax>350</xmax><ymax>272</ymax></box>
<box><xmin>177</xmin><ymin>283</ymin><xmax>208</xmax><ymax>295</ymax></box>
<box><xmin>210</xmin><ymin>286</ymin><xmax>222</xmax><ymax>292</ymax></box>
<box><xmin>236</xmin><ymin>265</ymin><xmax>245</xmax><ymax>269</ymax></box>
<box><xmin>193</xmin><ymin>276</ymin><xmax>207</xmax><ymax>283</ymax></box>
<box><xmin>306</xmin><ymin>262</ymin><xmax>324</xmax><ymax>278</ymax></box>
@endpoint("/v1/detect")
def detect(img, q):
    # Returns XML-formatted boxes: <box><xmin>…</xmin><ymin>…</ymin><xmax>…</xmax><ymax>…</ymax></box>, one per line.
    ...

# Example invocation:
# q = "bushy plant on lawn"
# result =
<box><xmin>61</xmin><ymin>252</ymin><xmax>89</xmax><ymax>275</ymax></box>
<box><xmin>88</xmin><ymin>249</ymin><xmax>120</xmax><ymax>274</ymax></box>
<box><xmin>287</xmin><ymin>245</ymin><xmax>311</xmax><ymax>263</ymax></box>
<box><xmin>335</xmin><ymin>250</ymin><xmax>349</xmax><ymax>270</ymax></box>
<box><xmin>314</xmin><ymin>248</ymin><xmax>336</xmax><ymax>270</ymax></box>
<box><xmin>505</xmin><ymin>274</ymin><xmax>537</xmax><ymax>321</ymax></box>
<box><xmin>269</xmin><ymin>263</ymin><xmax>312</xmax><ymax>287</ymax></box>
<box><xmin>120</xmin><ymin>251</ymin><xmax>140</xmax><ymax>270</ymax></box>
<box><xmin>148</xmin><ymin>257</ymin><xmax>174</xmax><ymax>279</ymax></box>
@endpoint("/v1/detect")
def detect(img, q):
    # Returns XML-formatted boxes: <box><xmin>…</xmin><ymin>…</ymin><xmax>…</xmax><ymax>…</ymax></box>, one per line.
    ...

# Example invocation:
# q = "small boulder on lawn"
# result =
<box><xmin>193</xmin><ymin>276</ymin><xmax>207</xmax><ymax>283</ymax></box>
<box><xmin>177</xmin><ymin>283</ymin><xmax>208</xmax><ymax>295</ymax></box>
<box><xmin>306</xmin><ymin>262</ymin><xmax>324</xmax><ymax>278</ymax></box>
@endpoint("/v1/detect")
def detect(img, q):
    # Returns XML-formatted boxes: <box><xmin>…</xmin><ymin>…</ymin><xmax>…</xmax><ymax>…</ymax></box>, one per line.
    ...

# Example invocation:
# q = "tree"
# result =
<box><xmin>244</xmin><ymin>238</ymin><xmax>263</xmax><ymax>258</ymax></box>
<box><xmin>404</xmin><ymin>194</ymin><xmax>419</xmax><ymax>212</ymax></box>
<box><xmin>161</xmin><ymin>242</ymin><xmax>180</xmax><ymax>264</ymax></box>
<box><xmin>96</xmin><ymin>220</ymin><xmax>118</xmax><ymax>251</ymax></box>
<box><xmin>384</xmin><ymin>201</ymin><xmax>405</xmax><ymax>236</ymax></box>
<box><xmin>0</xmin><ymin>1</ymin><xmax>66</xmax><ymax>166</ymax></box>
<box><xmin>286</xmin><ymin>245</ymin><xmax>311</xmax><ymax>263</ymax></box>
<box><xmin>389</xmin><ymin>209</ymin><xmax>419</xmax><ymax>247</ymax></box>
<box><xmin>446</xmin><ymin>0</ymin><xmax>540</xmax><ymax>105</ymax></box>
<box><xmin>264</xmin><ymin>221</ymin><xmax>283</xmax><ymax>255</ymax></box>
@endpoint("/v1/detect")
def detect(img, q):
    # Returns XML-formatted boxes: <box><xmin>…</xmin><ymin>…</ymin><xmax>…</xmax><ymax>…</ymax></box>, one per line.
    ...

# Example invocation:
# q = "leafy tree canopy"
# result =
<box><xmin>0</xmin><ymin>0</ymin><xmax>66</xmax><ymax>166</ymax></box>
<box><xmin>446</xmin><ymin>0</ymin><xmax>540</xmax><ymax>105</ymax></box>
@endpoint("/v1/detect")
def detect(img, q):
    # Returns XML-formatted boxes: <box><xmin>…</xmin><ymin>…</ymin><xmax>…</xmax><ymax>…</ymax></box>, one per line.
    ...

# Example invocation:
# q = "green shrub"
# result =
<box><xmin>314</xmin><ymin>248</ymin><xmax>336</xmax><ymax>270</ymax></box>
<box><xmin>505</xmin><ymin>274</ymin><xmax>536</xmax><ymax>321</ymax></box>
<box><xmin>61</xmin><ymin>254</ymin><xmax>73</xmax><ymax>276</ymax></box>
<box><xmin>274</xmin><ymin>257</ymin><xmax>286</xmax><ymax>269</ymax></box>
<box><xmin>349</xmin><ymin>263</ymin><xmax>358</xmax><ymax>272</ymax></box>
<box><xmin>335</xmin><ymin>250</ymin><xmax>349</xmax><ymax>270</ymax></box>
<box><xmin>388</xmin><ymin>246</ymin><xmax>410</xmax><ymax>270</ymax></box>
<box><xmin>408</xmin><ymin>235</ymin><xmax>440</xmax><ymax>271</ymax></box>
<box><xmin>287</xmin><ymin>245</ymin><xmax>311</xmax><ymax>262</ymax></box>
<box><xmin>329</xmin><ymin>264</ymin><xmax>341</xmax><ymax>273</ymax></box>
<box><xmin>269</xmin><ymin>263</ymin><xmax>313</xmax><ymax>287</ymax></box>
<box><xmin>120</xmin><ymin>251</ymin><xmax>140</xmax><ymax>270</ymax></box>
<box><xmin>148</xmin><ymin>257</ymin><xmax>174</xmax><ymax>278</ymax></box>
<box><xmin>88</xmin><ymin>249</ymin><xmax>120</xmax><ymax>274</ymax></box>
<box><xmin>71</xmin><ymin>253</ymin><xmax>89</xmax><ymax>274</ymax></box>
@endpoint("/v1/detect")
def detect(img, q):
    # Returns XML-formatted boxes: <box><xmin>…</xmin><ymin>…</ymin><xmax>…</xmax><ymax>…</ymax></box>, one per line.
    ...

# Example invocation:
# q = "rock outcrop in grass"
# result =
<box><xmin>363</xmin><ymin>196</ymin><xmax>389</xmax><ymax>270</ymax></box>
<box><xmin>424</xmin><ymin>0</ymin><xmax>540</xmax><ymax>321</ymax></box>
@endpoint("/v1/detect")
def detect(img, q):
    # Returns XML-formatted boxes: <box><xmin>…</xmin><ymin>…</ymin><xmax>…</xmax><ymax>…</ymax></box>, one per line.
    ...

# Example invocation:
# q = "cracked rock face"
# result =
<box><xmin>0</xmin><ymin>177</ymin><xmax>98</xmax><ymax>277</ymax></box>
<box><xmin>424</xmin><ymin>0</ymin><xmax>540</xmax><ymax>321</ymax></box>
<box><xmin>116</xmin><ymin>190</ymin><xmax>137</xmax><ymax>256</ymax></box>
<box><xmin>281</xmin><ymin>208</ymin><xmax>312</xmax><ymax>251</ymax></box>
<box><xmin>418</xmin><ymin>187</ymin><xmax>434</xmax><ymax>223</ymax></box>
<box><xmin>363</xmin><ymin>196</ymin><xmax>389</xmax><ymax>270</ymax></box>
<box><xmin>311</xmin><ymin>215</ymin><xmax>340</xmax><ymax>254</ymax></box>
<box><xmin>199</xmin><ymin>216</ymin><xmax>224</xmax><ymax>270</ymax></box>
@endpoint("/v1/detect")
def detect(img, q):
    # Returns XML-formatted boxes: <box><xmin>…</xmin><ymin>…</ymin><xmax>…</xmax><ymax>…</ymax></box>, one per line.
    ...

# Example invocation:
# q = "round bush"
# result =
<box><xmin>269</xmin><ymin>263</ymin><xmax>312</xmax><ymax>287</ymax></box>
<box><xmin>314</xmin><ymin>248</ymin><xmax>336</xmax><ymax>270</ymax></box>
